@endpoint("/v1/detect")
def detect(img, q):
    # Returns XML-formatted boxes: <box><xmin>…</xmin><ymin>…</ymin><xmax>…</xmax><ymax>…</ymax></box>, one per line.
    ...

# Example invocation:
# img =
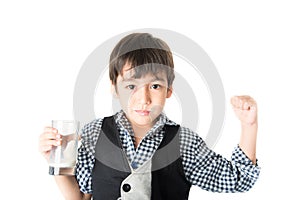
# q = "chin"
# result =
<box><xmin>130</xmin><ymin>114</ymin><xmax>156</xmax><ymax>127</ymax></box>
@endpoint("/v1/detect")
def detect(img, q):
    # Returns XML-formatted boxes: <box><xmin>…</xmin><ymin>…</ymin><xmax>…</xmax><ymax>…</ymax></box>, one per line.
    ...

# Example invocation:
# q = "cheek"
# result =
<box><xmin>151</xmin><ymin>93</ymin><xmax>167</xmax><ymax>104</ymax></box>
<box><xmin>119</xmin><ymin>94</ymin><xmax>130</xmax><ymax>106</ymax></box>
<box><xmin>118</xmin><ymin>91</ymin><xmax>134</xmax><ymax>107</ymax></box>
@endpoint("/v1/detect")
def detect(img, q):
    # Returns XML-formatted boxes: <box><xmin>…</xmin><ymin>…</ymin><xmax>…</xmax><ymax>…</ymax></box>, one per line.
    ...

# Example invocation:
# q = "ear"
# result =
<box><xmin>166</xmin><ymin>87</ymin><xmax>173</xmax><ymax>98</ymax></box>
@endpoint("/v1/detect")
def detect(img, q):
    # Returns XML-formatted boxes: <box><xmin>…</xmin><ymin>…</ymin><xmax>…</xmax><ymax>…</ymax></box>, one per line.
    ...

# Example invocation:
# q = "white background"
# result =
<box><xmin>1</xmin><ymin>0</ymin><xmax>299</xmax><ymax>199</ymax></box>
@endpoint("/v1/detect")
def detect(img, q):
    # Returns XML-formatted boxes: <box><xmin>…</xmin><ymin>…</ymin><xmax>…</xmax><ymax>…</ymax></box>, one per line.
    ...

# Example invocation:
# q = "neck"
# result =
<box><xmin>132</xmin><ymin>124</ymin><xmax>151</xmax><ymax>139</ymax></box>
<box><xmin>131</xmin><ymin>125</ymin><xmax>151</xmax><ymax>149</ymax></box>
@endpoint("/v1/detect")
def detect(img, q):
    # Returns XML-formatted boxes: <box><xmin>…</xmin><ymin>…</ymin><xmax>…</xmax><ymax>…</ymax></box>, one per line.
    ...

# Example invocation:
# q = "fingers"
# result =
<box><xmin>39</xmin><ymin>127</ymin><xmax>62</xmax><ymax>157</ymax></box>
<box><xmin>231</xmin><ymin>95</ymin><xmax>257</xmax><ymax>111</ymax></box>
<box><xmin>40</xmin><ymin>127</ymin><xmax>62</xmax><ymax>143</ymax></box>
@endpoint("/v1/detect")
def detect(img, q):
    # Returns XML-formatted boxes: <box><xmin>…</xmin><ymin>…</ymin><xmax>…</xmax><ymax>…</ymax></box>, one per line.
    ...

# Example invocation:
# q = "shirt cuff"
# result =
<box><xmin>231</xmin><ymin>145</ymin><xmax>260</xmax><ymax>179</ymax></box>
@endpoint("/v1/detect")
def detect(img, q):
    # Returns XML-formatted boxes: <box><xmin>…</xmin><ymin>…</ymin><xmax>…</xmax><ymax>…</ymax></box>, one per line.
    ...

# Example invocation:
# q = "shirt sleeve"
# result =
<box><xmin>75</xmin><ymin>118</ymin><xmax>103</xmax><ymax>194</ymax></box>
<box><xmin>180</xmin><ymin>127</ymin><xmax>260</xmax><ymax>192</ymax></box>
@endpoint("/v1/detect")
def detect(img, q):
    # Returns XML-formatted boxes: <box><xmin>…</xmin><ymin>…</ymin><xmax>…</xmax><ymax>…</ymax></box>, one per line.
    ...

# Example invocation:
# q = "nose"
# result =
<box><xmin>136</xmin><ymin>85</ymin><xmax>151</xmax><ymax>105</ymax></box>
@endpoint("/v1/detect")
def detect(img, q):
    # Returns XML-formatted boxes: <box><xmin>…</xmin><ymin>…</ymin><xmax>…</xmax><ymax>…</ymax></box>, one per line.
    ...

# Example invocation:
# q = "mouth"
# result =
<box><xmin>134</xmin><ymin>110</ymin><xmax>151</xmax><ymax>116</ymax></box>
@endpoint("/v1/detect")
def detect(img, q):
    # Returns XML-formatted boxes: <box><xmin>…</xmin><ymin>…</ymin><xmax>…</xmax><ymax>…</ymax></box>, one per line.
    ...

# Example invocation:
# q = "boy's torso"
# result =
<box><xmin>91</xmin><ymin>115</ymin><xmax>191</xmax><ymax>200</ymax></box>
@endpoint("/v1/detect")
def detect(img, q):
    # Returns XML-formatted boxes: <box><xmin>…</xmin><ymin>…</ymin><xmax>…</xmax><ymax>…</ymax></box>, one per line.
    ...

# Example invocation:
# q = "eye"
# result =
<box><xmin>126</xmin><ymin>85</ymin><xmax>135</xmax><ymax>90</ymax></box>
<box><xmin>150</xmin><ymin>84</ymin><xmax>161</xmax><ymax>90</ymax></box>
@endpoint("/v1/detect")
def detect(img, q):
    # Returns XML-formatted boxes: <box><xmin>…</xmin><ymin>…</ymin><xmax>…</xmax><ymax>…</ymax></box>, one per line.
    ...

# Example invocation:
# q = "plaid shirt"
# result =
<box><xmin>76</xmin><ymin>110</ymin><xmax>260</xmax><ymax>194</ymax></box>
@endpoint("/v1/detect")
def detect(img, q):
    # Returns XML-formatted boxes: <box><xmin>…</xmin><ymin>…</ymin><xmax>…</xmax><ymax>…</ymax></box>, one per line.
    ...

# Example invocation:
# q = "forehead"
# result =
<box><xmin>120</xmin><ymin>62</ymin><xmax>168</xmax><ymax>81</ymax></box>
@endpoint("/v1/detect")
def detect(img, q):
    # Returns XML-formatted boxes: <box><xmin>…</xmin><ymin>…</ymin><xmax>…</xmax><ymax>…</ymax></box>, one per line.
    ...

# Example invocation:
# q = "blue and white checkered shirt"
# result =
<box><xmin>76</xmin><ymin>110</ymin><xmax>260</xmax><ymax>193</ymax></box>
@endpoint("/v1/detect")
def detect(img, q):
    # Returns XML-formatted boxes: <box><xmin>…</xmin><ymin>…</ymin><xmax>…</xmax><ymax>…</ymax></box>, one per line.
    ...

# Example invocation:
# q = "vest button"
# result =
<box><xmin>122</xmin><ymin>183</ymin><xmax>131</xmax><ymax>192</ymax></box>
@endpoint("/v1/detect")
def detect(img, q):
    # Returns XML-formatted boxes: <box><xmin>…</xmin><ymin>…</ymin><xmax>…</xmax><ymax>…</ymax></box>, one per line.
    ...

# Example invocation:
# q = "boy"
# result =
<box><xmin>39</xmin><ymin>33</ymin><xmax>260</xmax><ymax>200</ymax></box>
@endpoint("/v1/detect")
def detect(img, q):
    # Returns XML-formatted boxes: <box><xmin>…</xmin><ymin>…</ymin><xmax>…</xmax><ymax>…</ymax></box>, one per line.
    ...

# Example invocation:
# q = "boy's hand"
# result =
<box><xmin>231</xmin><ymin>95</ymin><xmax>257</xmax><ymax>126</ymax></box>
<box><xmin>39</xmin><ymin>127</ymin><xmax>62</xmax><ymax>161</ymax></box>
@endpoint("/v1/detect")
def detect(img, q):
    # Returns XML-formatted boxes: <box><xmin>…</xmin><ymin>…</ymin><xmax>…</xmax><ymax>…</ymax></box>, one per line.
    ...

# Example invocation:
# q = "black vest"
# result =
<box><xmin>92</xmin><ymin>116</ymin><xmax>191</xmax><ymax>199</ymax></box>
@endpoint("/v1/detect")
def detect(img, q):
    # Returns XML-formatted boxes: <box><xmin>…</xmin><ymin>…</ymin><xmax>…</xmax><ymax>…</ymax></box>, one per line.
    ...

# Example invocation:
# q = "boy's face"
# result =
<box><xmin>113</xmin><ymin>63</ymin><xmax>172</xmax><ymax>129</ymax></box>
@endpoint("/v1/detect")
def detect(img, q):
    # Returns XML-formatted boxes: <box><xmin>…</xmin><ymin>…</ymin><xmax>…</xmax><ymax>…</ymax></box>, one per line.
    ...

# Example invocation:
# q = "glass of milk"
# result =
<box><xmin>48</xmin><ymin>120</ymin><xmax>80</xmax><ymax>176</ymax></box>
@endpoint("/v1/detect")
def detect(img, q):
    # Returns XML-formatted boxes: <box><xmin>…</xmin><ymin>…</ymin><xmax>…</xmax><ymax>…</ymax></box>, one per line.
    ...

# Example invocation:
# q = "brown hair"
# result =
<box><xmin>109</xmin><ymin>33</ymin><xmax>175</xmax><ymax>87</ymax></box>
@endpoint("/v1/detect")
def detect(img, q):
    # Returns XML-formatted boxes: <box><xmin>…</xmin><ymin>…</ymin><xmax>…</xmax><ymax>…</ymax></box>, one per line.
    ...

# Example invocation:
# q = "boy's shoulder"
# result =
<box><xmin>81</xmin><ymin>117</ymin><xmax>105</xmax><ymax>144</ymax></box>
<box><xmin>165</xmin><ymin>117</ymin><xmax>203</xmax><ymax>140</ymax></box>
<box><xmin>81</xmin><ymin>112</ymin><xmax>120</xmax><ymax>136</ymax></box>
<box><xmin>83</xmin><ymin>118</ymin><xmax>104</xmax><ymax>132</ymax></box>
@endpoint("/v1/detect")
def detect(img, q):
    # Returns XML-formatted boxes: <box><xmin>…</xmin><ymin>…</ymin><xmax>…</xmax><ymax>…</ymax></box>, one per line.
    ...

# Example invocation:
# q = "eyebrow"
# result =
<box><xmin>121</xmin><ymin>76</ymin><xmax>166</xmax><ymax>83</ymax></box>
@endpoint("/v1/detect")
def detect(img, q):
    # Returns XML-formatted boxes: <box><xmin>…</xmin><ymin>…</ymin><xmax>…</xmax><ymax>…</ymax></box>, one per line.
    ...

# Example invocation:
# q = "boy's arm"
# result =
<box><xmin>54</xmin><ymin>176</ymin><xmax>92</xmax><ymax>200</ymax></box>
<box><xmin>231</xmin><ymin>95</ymin><xmax>258</xmax><ymax>164</ymax></box>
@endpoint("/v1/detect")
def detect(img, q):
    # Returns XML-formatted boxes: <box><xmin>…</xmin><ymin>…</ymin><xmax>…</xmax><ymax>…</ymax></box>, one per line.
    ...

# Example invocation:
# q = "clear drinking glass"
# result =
<box><xmin>48</xmin><ymin>120</ymin><xmax>80</xmax><ymax>176</ymax></box>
